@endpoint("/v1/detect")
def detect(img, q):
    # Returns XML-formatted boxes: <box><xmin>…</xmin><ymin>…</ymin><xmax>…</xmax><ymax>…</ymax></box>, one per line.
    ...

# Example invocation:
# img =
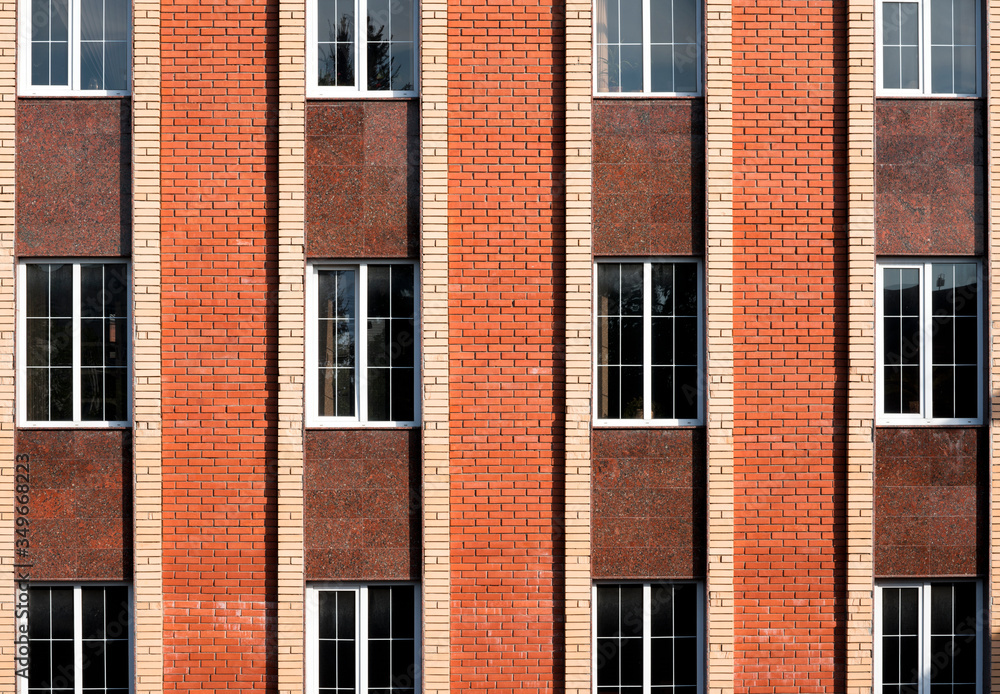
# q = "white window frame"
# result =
<box><xmin>591</xmin><ymin>581</ymin><xmax>705</xmax><ymax>694</ymax></box>
<box><xmin>306</xmin><ymin>260</ymin><xmax>420</xmax><ymax>427</ymax></box>
<box><xmin>592</xmin><ymin>0</ymin><xmax>702</xmax><ymax>96</ymax></box>
<box><xmin>874</xmin><ymin>580</ymin><xmax>982</xmax><ymax>694</ymax></box>
<box><xmin>875</xmin><ymin>259</ymin><xmax>982</xmax><ymax>425</ymax></box>
<box><xmin>18</xmin><ymin>259</ymin><xmax>132</xmax><ymax>428</ymax></box>
<box><xmin>875</xmin><ymin>0</ymin><xmax>981</xmax><ymax>96</ymax></box>
<box><xmin>306</xmin><ymin>0</ymin><xmax>419</xmax><ymax>98</ymax></box>
<box><xmin>17</xmin><ymin>583</ymin><xmax>134</xmax><ymax>694</ymax></box>
<box><xmin>306</xmin><ymin>583</ymin><xmax>421</xmax><ymax>694</ymax></box>
<box><xmin>17</xmin><ymin>0</ymin><xmax>132</xmax><ymax>96</ymax></box>
<box><xmin>593</xmin><ymin>258</ymin><xmax>704</xmax><ymax>426</ymax></box>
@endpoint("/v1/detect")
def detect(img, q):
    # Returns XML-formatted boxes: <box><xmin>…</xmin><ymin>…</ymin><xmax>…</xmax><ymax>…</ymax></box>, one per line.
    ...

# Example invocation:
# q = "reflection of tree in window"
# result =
<box><xmin>318</xmin><ymin>15</ymin><xmax>355</xmax><ymax>87</ymax></box>
<box><xmin>367</xmin><ymin>18</ymin><xmax>413</xmax><ymax>91</ymax></box>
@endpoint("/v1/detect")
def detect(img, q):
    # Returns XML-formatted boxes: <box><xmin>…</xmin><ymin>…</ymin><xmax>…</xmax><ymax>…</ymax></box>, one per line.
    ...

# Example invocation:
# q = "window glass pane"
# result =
<box><xmin>619</xmin><ymin>585</ymin><xmax>643</xmax><ymax>637</ymax></box>
<box><xmin>619</xmin><ymin>0</ymin><xmax>642</xmax><ymax>43</ymax></box>
<box><xmin>884</xmin><ymin>3</ymin><xmax>901</xmax><ymax>44</ymax></box>
<box><xmin>390</xmin><ymin>367</ymin><xmax>414</xmax><ymax>421</ymax></box>
<box><xmin>391</xmin><ymin>318</ymin><xmax>415</xmax><ymax>367</ymax></box>
<box><xmin>619</xmin><ymin>638</ymin><xmax>643</xmax><ymax>686</ymax></box>
<box><xmin>49</xmin><ymin>588</ymin><xmax>73</xmax><ymax>639</ymax></box>
<box><xmin>900</xmin><ymin>46</ymin><xmax>920</xmax><ymax>88</ymax></box>
<box><xmin>674</xmin><ymin>0</ymin><xmax>697</xmax><ymax>42</ymax></box>
<box><xmin>368</xmin><ymin>640</ymin><xmax>391</xmax><ymax>687</ymax></box>
<box><xmin>930</xmin><ymin>0</ymin><xmax>953</xmax><ymax>46</ymax></box>
<box><xmin>103</xmin><ymin>41</ymin><xmax>128</xmax><ymax>91</ymax></box>
<box><xmin>620</xmin><ymin>264</ymin><xmax>642</xmax><ymax>315</ymax></box>
<box><xmin>651</xmin><ymin>318</ymin><xmax>673</xmax><ymax>366</ymax></box>
<box><xmin>598</xmin><ymin>44</ymin><xmax>620</xmax><ymax>92</ymax></box>
<box><xmin>954</xmin><ymin>365</ymin><xmax>977</xmax><ymax>418</ymax></box>
<box><xmin>105</xmin><ymin>639</ymin><xmax>129</xmax><ymax>688</ymax></box>
<box><xmin>82</xmin><ymin>640</ymin><xmax>107</xmax><ymax>688</ymax></box>
<box><xmin>106</xmin><ymin>0</ymin><xmax>128</xmax><ymax>40</ymax></box>
<box><xmin>899</xmin><ymin>587</ymin><xmax>919</xmax><ymax>634</ymax></box>
<box><xmin>81</xmin><ymin>0</ymin><xmax>102</xmax><ymax>41</ymax></box>
<box><xmin>899</xmin><ymin>3</ymin><xmax>920</xmax><ymax>44</ymax></box>
<box><xmin>391</xmin><ymin>586</ymin><xmax>415</xmax><ymax>637</ymax></box>
<box><xmin>674</xmin><ymin>50</ymin><xmax>698</xmax><ymax>94</ymax></box>
<box><xmin>596</xmin><ymin>585</ymin><xmax>619</xmax><ymax>637</ymax></box>
<box><xmin>369</xmin><ymin>587</ymin><xmax>391</xmax><ymax>639</ymax></box>
<box><xmin>81</xmin><ymin>41</ymin><xmax>103</xmax><ymax>90</ymax></box>
<box><xmin>931</xmin><ymin>45</ymin><xmax>953</xmax><ymax>94</ymax></box>
<box><xmin>954</xmin><ymin>45</ymin><xmax>976</xmax><ymax>94</ymax></box>
<box><xmin>674</xmin><ymin>366</ymin><xmax>698</xmax><ymax>420</ymax></box>
<box><xmin>931</xmin><ymin>365</ymin><xmax>954</xmax><ymax>419</ymax></box>
<box><xmin>388</xmin><ymin>42</ymin><xmax>415</xmax><ymax>92</ymax></box>
<box><xmin>620</xmin><ymin>365</ymin><xmax>643</xmax><ymax>418</ymax></box>
<box><xmin>674</xmin><ymin>317</ymin><xmax>697</xmax><ymax>365</ymax></box>
<box><xmin>954</xmin><ymin>316</ymin><xmax>977</xmax><ymax>365</ymax></box>
<box><xmin>50</xmin><ymin>264</ymin><xmax>73</xmax><ymax>318</ymax></box>
<box><xmin>953</xmin><ymin>264</ymin><xmax>978</xmax><ymax>315</ymax></box>
<box><xmin>649</xmin><ymin>584</ymin><xmax>674</xmax><ymax>636</ymax></box>
<box><xmin>651</xmin><ymin>366</ymin><xmax>673</xmax><ymax>419</ymax></box>
<box><xmin>619</xmin><ymin>44</ymin><xmax>643</xmax><ymax>92</ymax></box>
<box><xmin>650</xmin><ymin>637</ymin><xmax>674</xmax><ymax>686</ymax></box>
<box><xmin>596</xmin><ymin>637</ymin><xmax>620</xmax><ymax>687</ymax></box>
<box><xmin>954</xmin><ymin>0</ymin><xmax>976</xmax><ymax>45</ymax></box>
<box><xmin>27</xmin><ymin>368</ymin><xmax>49</xmax><ymax>420</ymax></box>
<box><xmin>649</xmin><ymin>0</ymin><xmax>672</xmax><ymax>43</ymax></box>
<box><xmin>650</xmin><ymin>45</ymin><xmax>674</xmax><ymax>94</ymax></box>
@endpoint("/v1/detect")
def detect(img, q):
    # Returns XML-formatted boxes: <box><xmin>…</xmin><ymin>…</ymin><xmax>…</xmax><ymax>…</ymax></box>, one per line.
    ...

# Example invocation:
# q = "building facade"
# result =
<box><xmin>0</xmin><ymin>0</ymin><xmax>992</xmax><ymax>692</ymax></box>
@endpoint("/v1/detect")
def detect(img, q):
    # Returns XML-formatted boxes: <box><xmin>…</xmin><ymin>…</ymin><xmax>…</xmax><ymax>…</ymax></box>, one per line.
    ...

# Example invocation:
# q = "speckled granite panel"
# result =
<box><xmin>16</xmin><ymin>429</ymin><xmax>132</xmax><ymax>579</ymax></box>
<box><xmin>593</xmin><ymin>99</ymin><xmax>704</xmax><ymax>256</ymax></box>
<box><xmin>874</xmin><ymin>427</ymin><xmax>984</xmax><ymax>577</ymax></box>
<box><xmin>305</xmin><ymin>428</ymin><xmax>420</xmax><ymax>580</ymax></box>
<box><xmin>593</xmin><ymin>428</ymin><xmax>706</xmax><ymax>579</ymax></box>
<box><xmin>17</xmin><ymin>99</ymin><xmax>131</xmax><ymax>257</ymax></box>
<box><xmin>875</xmin><ymin>99</ymin><xmax>984</xmax><ymax>256</ymax></box>
<box><xmin>306</xmin><ymin>101</ymin><xmax>418</xmax><ymax>258</ymax></box>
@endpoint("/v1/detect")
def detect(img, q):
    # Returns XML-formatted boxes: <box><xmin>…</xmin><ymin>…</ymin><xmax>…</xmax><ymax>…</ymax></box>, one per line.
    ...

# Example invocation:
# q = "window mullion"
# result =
<box><xmin>71</xmin><ymin>0</ymin><xmax>80</xmax><ymax>91</ymax></box>
<box><xmin>72</xmin><ymin>263</ymin><xmax>82</xmax><ymax>424</ymax></box>
<box><xmin>357</xmin><ymin>0</ymin><xmax>366</xmax><ymax>93</ymax></box>
<box><xmin>643</xmin><ymin>262</ymin><xmax>652</xmax><ymax>420</ymax></box>
<box><xmin>919</xmin><ymin>264</ymin><xmax>930</xmax><ymax>419</ymax></box>
<box><xmin>357</xmin><ymin>586</ymin><xmax>367</xmax><ymax>694</ymax></box>
<box><xmin>642</xmin><ymin>0</ymin><xmax>651</xmax><ymax>91</ymax></box>
<box><xmin>74</xmin><ymin>586</ymin><xmax>83</xmax><ymax>694</ymax></box>
<box><xmin>920</xmin><ymin>583</ymin><xmax>931</xmax><ymax>694</ymax></box>
<box><xmin>921</xmin><ymin>0</ymin><xmax>929</xmax><ymax>94</ymax></box>
<box><xmin>358</xmin><ymin>264</ymin><xmax>368</xmax><ymax>423</ymax></box>
<box><xmin>642</xmin><ymin>583</ymin><xmax>651</xmax><ymax>694</ymax></box>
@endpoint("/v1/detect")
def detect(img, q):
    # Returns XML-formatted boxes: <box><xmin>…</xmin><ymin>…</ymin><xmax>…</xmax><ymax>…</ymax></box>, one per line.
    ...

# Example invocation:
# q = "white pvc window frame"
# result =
<box><xmin>592</xmin><ymin>0</ymin><xmax>702</xmax><ymax>96</ymax></box>
<box><xmin>306</xmin><ymin>260</ymin><xmax>421</xmax><ymax>428</ymax></box>
<box><xmin>593</xmin><ymin>258</ymin><xmax>704</xmax><ymax>426</ymax></box>
<box><xmin>591</xmin><ymin>581</ymin><xmax>705</xmax><ymax>694</ymax></box>
<box><xmin>874</xmin><ymin>580</ymin><xmax>982</xmax><ymax>694</ymax></box>
<box><xmin>305</xmin><ymin>583</ymin><xmax>422</xmax><ymax>694</ymax></box>
<box><xmin>17</xmin><ymin>583</ymin><xmax>134</xmax><ymax>694</ymax></box>
<box><xmin>17</xmin><ymin>259</ymin><xmax>132</xmax><ymax>428</ymax></box>
<box><xmin>875</xmin><ymin>0</ymin><xmax>981</xmax><ymax>96</ymax></box>
<box><xmin>17</xmin><ymin>0</ymin><xmax>132</xmax><ymax>96</ymax></box>
<box><xmin>306</xmin><ymin>0</ymin><xmax>419</xmax><ymax>98</ymax></box>
<box><xmin>875</xmin><ymin>259</ymin><xmax>982</xmax><ymax>426</ymax></box>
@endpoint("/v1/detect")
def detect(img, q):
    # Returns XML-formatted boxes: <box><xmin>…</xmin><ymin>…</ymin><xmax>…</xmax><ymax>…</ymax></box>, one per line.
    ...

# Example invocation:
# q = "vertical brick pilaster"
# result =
<box><xmin>989</xmin><ymin>0</ymin><xmax>1000</xmax><ymax>687</ymax></box>
<box><xmin>0</xmin><ymin>0</ymin><xmax>15</xmax><ymax>687</ymax></box>
<box><xmin>277</xmin><ymin>0</ymin><xmax>306</xmax><ymax>692</ymax></box>
<box><xmin>846</xmin><ymin>0</ymin><xmax>875</xmax><ymax>690</ymax></box>
<box><xmin>564</xmin><ymin>0</ymin><xmax>592</xmax><ymax>687</ymax></box>
<box><xmin>704</xmin><ymin>0</ymin><xmax>734</xmax><ymax>692</ymax></box>
<box><xmin>160</xmin><ymin>0</ymin><xmax>279</xmax><ymax>687</ymax></box>
<box><xmin>420</xmin><ymin>0</ymin><xmax>450</xmax><ymax>686</ymax></box>
<box><xmin>446</xmin><ymin>0</ymin><xmax>566</xmax><ymax>687</ymax></box>
<box><xmin>132</xmin><ymin>0</ymin><xmax>163</xmax><ymax>688</ymax></box>
<box><xmin>731</xmin><ymin>0</ymin><xmax>849</xmax><ymax>690</ymax></box>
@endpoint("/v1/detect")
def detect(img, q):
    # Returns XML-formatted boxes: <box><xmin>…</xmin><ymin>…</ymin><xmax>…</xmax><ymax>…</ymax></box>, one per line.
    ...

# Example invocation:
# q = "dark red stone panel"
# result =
<box><xmin>874</xmin><ymin>427</ymin><xmax>984</xmax><ymax>577</ymax></box>
<box><xmin>15</xmin><ymin>429</ymin><xmax>132</xmax><ymax>579</ymax></box>
<box><xmin>593</xmin><ymin>99</ymin><xmax>705</xmax><ymax>256</ymax></box>
<box><xmin>592</xmin><ymin>427</ymin><xmax>706</xmax><ymax>578</ymax></box>
<box><xmin>304</xmin><ymin>428</ymin><xmax>420</xmax><ymax>580</ymax></box>
<box><xmin>306</xmin><ymin>101</ymin><xmax>418</xmax><ymax>259</ymax></box>
<box><xmin>876</xmin><ymin>99</ymin><xmax>984</xmax><ymax>256</ymax></box>
<box><xmin>16</xmin><ymin>99</ymin><xmax>131</xmax><ymax>257</ymax></box>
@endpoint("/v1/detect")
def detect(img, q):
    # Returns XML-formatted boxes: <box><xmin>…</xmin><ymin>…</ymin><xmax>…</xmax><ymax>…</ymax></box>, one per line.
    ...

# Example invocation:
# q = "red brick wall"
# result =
<box><xmin>15</xmin><ymin>430</ymin><xmax>131</xmax><ymax>580</ymax></box>
<box><xmin>161</xmin><ymin>0</ymin><xmax>278</xmax><ymax>688</ymax></box>
<box><xmin>304</xmin><ymin>429</ymin><xmax>420</xmax><ymax>580</ymax></box>
<box><xmin>446</xmin><ymin>0</ymin><xmax>566</xmax><ymax>687</ymax></box>
<box><xmin>306</xmin><ymin>101</ymin><xmax>418</xmax><ymax>258</ymax></box>
<box><xmin>16</xmin><ymin>99</ymin><xmax>131</xmax><ymax>256</ymax></box>
<box><xmin>592</xmin><ymin>428</ymin><xmax>705</xmax><ymax>579</ymax></box>
<box><xmin>876</xmin><ymin>99</ymin><xmax>984</xmax><ymax>256</ymax></box>
<box><xmin>593</xmin><ymin>99</ymin><xmax>704</xmax><ymax>256</ymax></box>
<box><xmin>733</xmin><ymin>0</ymin><xmax>848</xmax><ymax>690</ymax></box>
<box><xmin>874</xmin><ymin>428</ymin><xmax>984</xmax><ymax>576</ymax></box>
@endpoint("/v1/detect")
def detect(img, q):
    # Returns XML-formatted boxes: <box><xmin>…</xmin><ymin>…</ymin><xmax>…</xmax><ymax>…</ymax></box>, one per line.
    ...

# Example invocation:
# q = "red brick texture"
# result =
<box><xmin>733</xmin><ymin>1</ymin><xmax>848</xmax><ymax>691</ymax></box>
<box><xmin>447</xmin><ymin>0</ymin><xmax>566</xmax><ymax>688</ymax></box>
<box><xmin>161</xmin><ymin>0</ymin><xmax>279</xmax><ymax>689</ymax></box>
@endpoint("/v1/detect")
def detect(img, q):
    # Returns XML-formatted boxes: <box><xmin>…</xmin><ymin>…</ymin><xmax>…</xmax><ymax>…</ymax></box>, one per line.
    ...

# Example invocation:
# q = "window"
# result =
<box><xmin>875</xmin><ymin>581</ymin><xmax>981</xmax><ymax>694</ymax></box>
<box><xmin>594</xmin><ymin>582</ymin><xmax>703</xmax><ymax>694</ymax></box>
<box><xmin>306</xmin><ymin>262</ymin><xmax>419</xmax><ymax>426</ymax></box>
<box><xmin>876</xmin><ymin>260</ymin><xmax>981</xmax><ymax>424</ymax></box>
<box><xmin>307</xmin><ymin>0</ymin><xmax>417</xmax><ymax>97</ymax></box>
<box><xmin>594</xmin><ymin>0</ymin><xmax>700</xmax><ymax>95</ymax></box>
<box><xmin>22</xmin><ymin>584</ymin><xmax>132</xmax><ymax>694</ymax></box>
<box><xmin>18</xmin><ymin>261</ymin><xmax>130</xmax><ymax>427</ymax></box>
<box><xmin>595</xmin><ymin>260</ymin><xmax>702</xmax><ymax>425</ymax></box>
<box><xmin>19</xmin><ymin>0</ymin><xmax>130</xmax><ymax>95</ymax></box>
<box><xmin>306</xmin><ymin>584</ymin><xmax>420</xmax><ymax>694</ymax></box>
<box><xmin>877</xmin><ymin>0</ymin><xmax>980</xmax><ymax>95</ymax></box>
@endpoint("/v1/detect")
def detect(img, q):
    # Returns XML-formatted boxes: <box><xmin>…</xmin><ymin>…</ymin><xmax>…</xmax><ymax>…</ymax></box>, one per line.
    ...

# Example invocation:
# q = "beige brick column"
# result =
<box><xmin>420</xmin><ymin>0</ymin><xmax>449</xmax><ymax>690</ymax></box>
<box><xmin>846</xmin><ymin>0</ymin><xmax>875</xmax><ymax>691</ymax></box>
<box><xmin>277</xmin><ymin>0</ymin><xmax>306</xmax><ymax>692</ymax></box>
<box><xmin>704</xmin><ymin>1</ymin><xmax>733</xmax><ymax>693</ymax></box>
<box><xmin>132</xmin><ymin>0</ymin><xmax>163</xmax><ymax>690</ymax></box>
<box><xmin>0</xmin><ymin>0</ymin><xmax>15</xmax><ymax>688</ymax></box>
<box><xmin>989</xmin><ymin>0</ymin><xmax>1000</xmax><ymax>684</ymax></box>
<box><xmin>564</xmin><ymin>0</ymin><xmax>592</xmax><ymax>690</ymax></box>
